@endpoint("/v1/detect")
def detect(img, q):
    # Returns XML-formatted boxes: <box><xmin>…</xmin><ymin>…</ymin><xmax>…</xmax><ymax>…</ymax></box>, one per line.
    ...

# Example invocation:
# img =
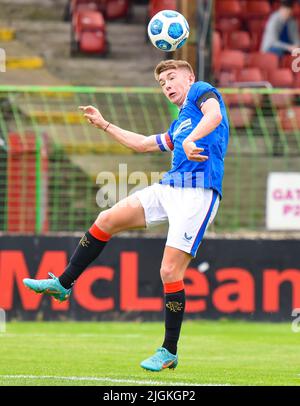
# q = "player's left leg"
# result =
<box><xmin>140</xmin><ymin>246</ymin><xmax>191</xmax><ymax>372</ymax></box>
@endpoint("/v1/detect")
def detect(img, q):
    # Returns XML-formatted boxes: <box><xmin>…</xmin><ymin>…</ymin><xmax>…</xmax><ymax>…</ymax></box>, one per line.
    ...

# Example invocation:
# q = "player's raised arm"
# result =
<box><xmin>79</xmin><ymin>105</ymin><xmax>161</xmax><ymax>153</ymax></box>
<box><xmin>182</xmin><ymin>98</ymin><xmax>222</xmax><ymax>161</ymax></box>
<box><xmin>185</xmin><ymin>98</ymin><xmax>222</xmax><ymax>143</ymax></box>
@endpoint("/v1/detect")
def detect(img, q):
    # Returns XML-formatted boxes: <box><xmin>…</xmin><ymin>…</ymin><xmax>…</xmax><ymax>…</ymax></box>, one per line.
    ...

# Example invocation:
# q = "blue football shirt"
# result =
<box><xmin>155</xmin><ymin>81</ymin><xmax>229</xmax><ymax>198</ymax></box>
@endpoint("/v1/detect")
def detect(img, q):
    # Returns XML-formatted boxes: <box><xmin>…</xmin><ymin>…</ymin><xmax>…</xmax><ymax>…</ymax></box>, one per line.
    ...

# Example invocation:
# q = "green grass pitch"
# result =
<box><xmin>0</xmin><ymin>320</ymin><xmax>299</xmax><ymax>386</ymax></box>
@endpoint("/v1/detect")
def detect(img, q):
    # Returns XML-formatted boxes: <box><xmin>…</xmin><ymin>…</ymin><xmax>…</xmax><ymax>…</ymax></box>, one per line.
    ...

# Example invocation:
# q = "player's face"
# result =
<box><xmin>158</xmin><ymin>68</ymin><xmax>194</xmax><ymax>107</ymax></box>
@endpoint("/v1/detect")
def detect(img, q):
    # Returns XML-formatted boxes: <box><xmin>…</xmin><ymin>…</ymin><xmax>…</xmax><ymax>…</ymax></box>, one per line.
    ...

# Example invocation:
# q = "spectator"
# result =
<box><xmin>261</xmin><ymin>0</ymin><xmax>300</xmax><ymax>57</ymax></box>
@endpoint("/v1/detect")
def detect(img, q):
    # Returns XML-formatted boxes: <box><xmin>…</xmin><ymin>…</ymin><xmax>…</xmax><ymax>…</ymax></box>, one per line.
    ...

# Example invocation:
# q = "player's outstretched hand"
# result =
<box><xmin>78</xmin><ymin>105</ymin><xmax>109</xmax><ymax>130</ymax></box>
<box><xmin>182</xmin><ymin>140</ymin><xmax>208</xmax><ymax>162</ymax></box>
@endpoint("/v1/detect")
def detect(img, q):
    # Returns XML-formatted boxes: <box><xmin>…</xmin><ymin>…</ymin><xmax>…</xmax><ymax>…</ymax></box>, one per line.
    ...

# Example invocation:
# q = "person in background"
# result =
<box><xmin>261</xmin><ymin>0</ymin><xmax>300</xmax><ymax>57</ymax></box>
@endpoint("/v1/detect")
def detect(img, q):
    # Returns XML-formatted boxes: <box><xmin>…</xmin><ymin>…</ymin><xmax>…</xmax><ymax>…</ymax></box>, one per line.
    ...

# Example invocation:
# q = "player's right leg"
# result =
<box><xmin>23</xmin><ymin>195</ymin><xmax>146</xmax><ymax>302</ymax></box>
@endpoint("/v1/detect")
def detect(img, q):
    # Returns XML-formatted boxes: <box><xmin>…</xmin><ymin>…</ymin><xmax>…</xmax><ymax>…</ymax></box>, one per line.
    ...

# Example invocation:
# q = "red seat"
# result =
<box><xmin>105</xmin><ymin>0</ymin><xmax>131</xmax><ymax>20</ymax></box>
<box><xmin>281</xmin><ymin>54</ymin><xmax>299</xmax><ymax>70</ymax></box>
<box><xmin>228</xmin><ymin>31</ymin><xmax>251</xmax><ymax>51</ymax></box>
<box><xmin>247</xmin><ymin>18</ymin><xmax>267</xmax><ymax>35</ymax></box>
<box><xmin>218</xmin><ymin>71</ymin><xmax>238</xmax><ymax>86</ymax></box>
<box><xmin>269</xmin><ymin>93</ymin><xmax>294</xmax><ymax>108</ymax></box>
<box><xmin>268</xmin><ymin>69</ymin><xmax>294</xmax><ymax>87</ymax></box>
<box><xmin>228</xmin><ymin>107</ymin><xmax>255</xmax><ymax>128</ymax></box>
<box><xmin>247</xmin><ymin>19</ymin><xmax>268</xmax><ymax>51</ymax></box>
<box><xmin>243</xmin><ymin>1</ymin><xmax>271</xmax><ymax>19</ymax></box>
<box><xmin>70</xmin><ymin>0</ymin><xmax>104</xmax><ymax>15</ymax></box>
<box><xmin>223</xmin><ymin>93</ymin><xmax>262</xmax><ymax>107</ymax></box>
<box><xmin>220</xmin><ymin>50</ymin><xmax>246</xmax><ymax>72</ymax></box>
<box><xmin>213</xmin><ymin>31</ymin><xmax>222</xmax><ymax>73</ymax></box>
<box><xmin>80</xmin><ymin>31</ymin><xmax>105</xmax><ymax>53</ymax></box>
<box><xmin>272</xmin><ymin>1</ymin><xmax>281</xmax><ymax>11</ymax></box>
<box><xmin>216</xmin><ymin>17</ymin><xmax>241</xmax><ymax>33</ymax></box>
<box><xmin>278</xmin><ymin>107</ymin><xmax>300</xmax><ymax>131</ymax></box>
<box><xmin>237</xmin><ymin>68</ymin><xmax>264</xmax><ymax>83</ymax></box>
<box><xmin>293</xmin><ymin>3</ymin><xmax>300</xmax><ymax>18</ymax></box>
<box><xmin>215</xmin><ymin>0</ymin><xmax>242</xmax><ymax>18</ymax></box>
<box><xmin>75</xmin><ymin>3</ymin><xmax>98</xmax><ymax>12</ymax></box>
<box><xmin>247</xmin><ymin>52</ymin><xmax>279</xmax><ymax>80</ymax></box>
<box><xmin>294</xmin><ymin>72</ymin><xmax>300</xmax><ymax>88</ymax></box>
<box><xmin>149</xmin><ymin>0</ymin><xmax>176</xmax><ymax>18</ymax></box>
<box><xmin>73</xmin><ymin>10</ymin><xmax>105</xmax><ymax>34</ymax></box>
<box><xmin>215</xmin><ymin>18</ymin><xmax>242</xmax><ymax>50</ymax></box>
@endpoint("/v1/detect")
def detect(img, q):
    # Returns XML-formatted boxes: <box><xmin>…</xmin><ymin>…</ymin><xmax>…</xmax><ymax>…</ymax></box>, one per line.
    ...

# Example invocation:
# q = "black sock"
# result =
<box><xmin>59</xmin><ymin>231</ymin><xmax>109</xmax><ymax>289</ymax></box>
<box><xmin>162</xmin><ymin>289</ymin><xmax>185</xmax><ymax>355</ymax></box>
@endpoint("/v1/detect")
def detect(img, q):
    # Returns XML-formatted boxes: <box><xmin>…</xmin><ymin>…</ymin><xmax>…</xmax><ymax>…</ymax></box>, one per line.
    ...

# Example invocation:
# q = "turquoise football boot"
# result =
<box><xmin>23</xmin><ymin>272</ymin><xmax>71</xmax><ymax>302</ymax></box>
<box><xmin>140</xmin><ymin>347</ymin><xmax>178</xmax><ymax>372</ymax></box>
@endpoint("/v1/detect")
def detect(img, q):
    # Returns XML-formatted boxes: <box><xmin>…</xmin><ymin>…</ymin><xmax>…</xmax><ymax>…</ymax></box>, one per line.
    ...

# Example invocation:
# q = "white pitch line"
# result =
<box><xmin>0</xmin><ymin>374</ymin><xmax>231</xmax><ymax>386</ymax></box>
<box><xmin>0</xmin><ymin>334</ymin><xmax>141</xmax><ymax>338</ymax></box>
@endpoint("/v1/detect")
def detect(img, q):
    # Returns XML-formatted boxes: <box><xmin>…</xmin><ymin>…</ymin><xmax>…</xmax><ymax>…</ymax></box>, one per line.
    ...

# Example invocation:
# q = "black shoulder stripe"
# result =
<box><xmin>196</xmin><ymin>91</ymin><xmax>219</xmax><ymax>109</ymax></box>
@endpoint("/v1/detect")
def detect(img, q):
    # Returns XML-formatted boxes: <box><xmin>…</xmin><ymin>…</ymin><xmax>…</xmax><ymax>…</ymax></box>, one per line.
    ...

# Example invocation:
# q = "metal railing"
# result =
<box><xmin>0</xmin><ymin>85</ymin><xmax>299</xmax><ymax>233</ymax></box>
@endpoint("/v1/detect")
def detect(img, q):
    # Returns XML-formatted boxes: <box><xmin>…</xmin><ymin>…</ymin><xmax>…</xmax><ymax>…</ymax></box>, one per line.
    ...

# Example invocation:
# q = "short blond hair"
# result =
<box><xmin>154</xmin><ymin>60</ymin><xmax>194</xmax><ymax>81</ymax></box>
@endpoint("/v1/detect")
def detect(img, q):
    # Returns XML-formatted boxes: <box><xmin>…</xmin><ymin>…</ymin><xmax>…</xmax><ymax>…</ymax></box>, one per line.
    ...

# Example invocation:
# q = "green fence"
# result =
<box><xmin>0</xmin><ymin>85</ymin><xmax>299</xmax><ymax>233</ymax></box>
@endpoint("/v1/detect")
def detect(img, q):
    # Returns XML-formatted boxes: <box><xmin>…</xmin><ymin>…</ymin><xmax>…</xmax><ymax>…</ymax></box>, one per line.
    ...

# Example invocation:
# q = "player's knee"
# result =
<box><xmin>95</xmin><ymin>210</ymin><xmax>115</xmax><ymax>234</ymax></box>
<box><xmin>160</xmin><ymin>262</ymin><xmax>178</xmax><ymax>283</ymax></box>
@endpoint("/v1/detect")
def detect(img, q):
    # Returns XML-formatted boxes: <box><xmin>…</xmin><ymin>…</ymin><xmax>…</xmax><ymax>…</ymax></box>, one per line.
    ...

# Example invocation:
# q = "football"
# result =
<box><xmin>147</xmin><ymin>10</ymin><xmax>190</xmax><ymax>52</ymax></box>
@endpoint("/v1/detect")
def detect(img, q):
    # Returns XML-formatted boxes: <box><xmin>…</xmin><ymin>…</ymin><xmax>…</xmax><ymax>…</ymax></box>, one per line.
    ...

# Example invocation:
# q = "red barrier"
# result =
<box><xmin>7</xmin><ymin>132</ymin><xmax>48</xmax><ymax>233</ymax></box>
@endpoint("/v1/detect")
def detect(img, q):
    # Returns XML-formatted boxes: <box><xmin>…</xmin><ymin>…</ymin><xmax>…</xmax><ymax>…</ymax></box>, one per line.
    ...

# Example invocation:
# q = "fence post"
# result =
<box><xmin>0</xmin><ymin>48</ymin><xmax>6</xmax><ymax>73</ymax></box>
<box><xmin>0</xmin><ymin>308</ymin><xmax>6</xmax><ymax>333</ymax></box>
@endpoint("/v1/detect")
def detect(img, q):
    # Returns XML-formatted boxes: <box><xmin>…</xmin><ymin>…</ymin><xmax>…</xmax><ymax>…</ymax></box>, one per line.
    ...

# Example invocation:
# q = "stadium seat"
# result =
<box><xmin>223</xmin><ymin>93</ymin><xmax>262</xmax><ymax>107</ymax></box>
<box><xmin>213</xmin><ymin>31</ymin><xmax>222</xmax><ymax>73</ymax></box>
<box><xmin>232</xmin><ymin>68</ymin><xmax>264</xmax><ymax>107</ymax></box>
<box><xmin>268</xmin><ymin>69</ymin><xmax>294</xmax><ymax>87</ymax></box>
<box><xmin>281</xmin><ymin>54</ymin><xmax>299</xmax><ymax>70</ymax></box>
<box><xmin>293</xmin><ymin>72</ymin><xmax>300</xmax><ymax>88</ymax></box>
<box><xmin>216</xmin><ymin>17</ymin><xmax>241</xmax><ymax>34</ymax></box>
<box><xmin>247</xmin><ymin>19</ymin><xmax>268</xmax><ymax>51</ymax></box>
<box><xmin>75</xmin><ymin>2</ymin><xmax>98</xmax><ymax>13</ymax></box>
<box><xmin>220</xmin><ymin>50</ymin><xmax>246</xmax><ymax>72</ymax></box>
<box><xmin>80</xmin><ymin>31</ymin><xmax>106</xmax><ymax>53</ymax></box>
<box><xmin>237</xmin><ymin>68</ymin><xmax>264</xmax><ymax>83</ymax></box>
<box><xmin>215</xmin><ymin>0</ymin><xmax>242</xmax><ymax>18</ymax></box>
<box><xmin>215</xmin><ymin>18</ymin><xmax>242</xmax><ymax>49</ymax></box>
<box><xmin>149</xmin><ymin>0</ymin><xmax>176</xmax><ymax>18</ymax></box>
<box><xmin>242</xmin><ymin>1</ymin><xmax>272</xmax><ymax>20</ymax></box>
<box><xmin>247</xmin><ymin>52</ymin><xmax>279</xmax><ymax>80</ymax></box>
<box><xmin>293</xmin><ymin>2</ymin><xmax>300</xmax><ymax>18</ymax></box>
<box><xmin>71</xmin><ymin>10</ymin><xmax>107</xmax><ymax>56</ymax></box>
<box><xmin>269</xmin><ymin>93</ymin><xmax>294</xmax><ymax>108</ymax></box>
<box><xmin>278</xmin><ymin>107</ymin><xmax>300</xmax><ymax>131</ymax></box>
<box><xmin>272</xmin><ymin>1</ymin><xmax>281</xmax><ymax>11</ymax></box>
<box><xmin>70</xmin><ymin>0</ymin><xmax>103</xmax><ymax>16</ymax></box>
<box><xmin>218</xmin><ymin>71</ymin><xmax>238</xmax><ymax>86</ymax></box>
<box><xmin>105</xmin><ymin>0</ymin><xmax>132</xmax><ymax>20</ymax></box>
<box><xmin>228</xmin><ymin>31</ymin><xmax>251</xmax><ymax>51</ymax></box>
<box><xmin>228</xmin><ymin>107</ymin><xmax>254</xmax><ymax>128</ymax></box>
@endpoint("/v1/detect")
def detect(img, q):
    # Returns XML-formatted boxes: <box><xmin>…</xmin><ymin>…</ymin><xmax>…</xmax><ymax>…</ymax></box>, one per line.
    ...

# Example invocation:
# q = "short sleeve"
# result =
<box><xmin>188</xmin><ymin>82</ymin><xmax>221</xmax><ymax>109</ymax></box>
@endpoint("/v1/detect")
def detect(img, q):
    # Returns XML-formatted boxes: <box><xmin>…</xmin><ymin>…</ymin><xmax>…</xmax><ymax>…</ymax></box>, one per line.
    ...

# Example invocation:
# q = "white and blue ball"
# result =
<box><xmin>147</xmin><ymin>10</ymin><xmax>190</xmax><ymax>52</ymax></box>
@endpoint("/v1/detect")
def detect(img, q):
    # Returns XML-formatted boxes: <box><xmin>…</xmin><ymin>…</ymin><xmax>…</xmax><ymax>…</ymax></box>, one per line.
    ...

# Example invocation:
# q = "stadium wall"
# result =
<box><xmin>0</xmin><ymin>236</ymin><xmax>299</xmax><ymax>322</ymax></box>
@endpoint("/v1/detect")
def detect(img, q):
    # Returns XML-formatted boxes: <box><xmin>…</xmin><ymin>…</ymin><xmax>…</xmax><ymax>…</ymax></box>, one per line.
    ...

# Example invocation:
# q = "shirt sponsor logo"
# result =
<box><xmin>173</xmin><ymin>118</ymin><xmax>192</xmax><ymax>138</ymax></box>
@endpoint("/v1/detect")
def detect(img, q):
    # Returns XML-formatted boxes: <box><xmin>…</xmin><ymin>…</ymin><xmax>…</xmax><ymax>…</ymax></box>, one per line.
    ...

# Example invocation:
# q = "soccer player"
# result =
<box><xmin>23</xmin><ymin>60</ymin><xmax>229</xmax><ymax>372</ymax></box>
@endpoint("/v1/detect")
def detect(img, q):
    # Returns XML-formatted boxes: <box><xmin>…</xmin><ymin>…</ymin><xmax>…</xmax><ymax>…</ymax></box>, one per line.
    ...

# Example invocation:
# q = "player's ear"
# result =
<box><xmin>189</xmin><ymin>74</ymin><xmax>195</xmax><ymax>85</ymax></box>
